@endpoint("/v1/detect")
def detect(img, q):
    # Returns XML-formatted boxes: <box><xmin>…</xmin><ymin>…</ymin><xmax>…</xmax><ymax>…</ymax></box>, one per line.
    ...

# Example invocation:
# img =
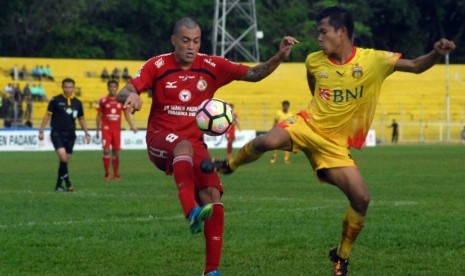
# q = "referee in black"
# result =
<box><xmin>38</xmin><ymin>78</ymin><xmax>91</xmax><ymax>191</ymax></box>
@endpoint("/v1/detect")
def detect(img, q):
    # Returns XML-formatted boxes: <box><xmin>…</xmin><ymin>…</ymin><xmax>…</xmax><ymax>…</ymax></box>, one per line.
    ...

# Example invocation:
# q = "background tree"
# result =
<box><xmin>0</xmin><ymin>0</ymin><xmax>463</xmax><ymax>62</ymax></box>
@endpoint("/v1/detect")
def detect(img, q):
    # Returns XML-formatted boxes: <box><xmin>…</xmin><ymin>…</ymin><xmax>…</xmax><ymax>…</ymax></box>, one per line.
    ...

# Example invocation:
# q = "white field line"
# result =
<box><xmin>0</xmin><ymin>200</ymin><xmax>417</xmax><ymax>229</ymax></box>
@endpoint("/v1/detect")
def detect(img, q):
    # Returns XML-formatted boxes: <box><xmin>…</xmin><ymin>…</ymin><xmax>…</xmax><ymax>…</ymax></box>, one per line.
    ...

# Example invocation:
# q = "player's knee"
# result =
<box><xmin>173</xmin><ymin>140</ymin><xmax>193</xmax><ymax>156</ymax></box>
<box><xmin>352</xmin><ymin>194</ymin><xmax>370</xmax><ymax>214</ymax></box>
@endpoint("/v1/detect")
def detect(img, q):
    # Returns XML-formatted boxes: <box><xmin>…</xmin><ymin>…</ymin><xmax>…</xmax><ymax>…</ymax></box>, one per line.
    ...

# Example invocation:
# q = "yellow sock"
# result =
<box><xmin>284</xmin><ymin>151</ymin><xmax>290</xmax><ymax>161</ymax></box>
<box><xmin>338</xmin><ymin>206</ymin><xmax>365</xmax><ymax>259</ymax></box>
<box><xmin>229</xmin><ymin>141</ymin><xmax>263</xmax><ymax>170</ymax></box>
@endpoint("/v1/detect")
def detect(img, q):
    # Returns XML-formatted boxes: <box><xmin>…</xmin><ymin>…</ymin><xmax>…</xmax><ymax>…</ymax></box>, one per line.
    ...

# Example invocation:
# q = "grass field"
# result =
<box><xmin>1</xmin><ymin>145</ymin><xmax>464</xmax><ymax>275</ymax></box>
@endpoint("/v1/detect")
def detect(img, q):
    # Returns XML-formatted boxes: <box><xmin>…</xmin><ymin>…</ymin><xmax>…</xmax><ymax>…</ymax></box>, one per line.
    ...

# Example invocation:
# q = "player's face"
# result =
<box><xmin>62</xmin><ymin>82</ymin><xmax>75</xmax><ymax>97</ymax></box>
<box><xmin>317</xmin><ymin>17</ymin><xmax>344</xmax><ymax>55</ymax></box>
<box><xmin>108</xmin><ymin>82</ymin><xmax>118</xmax><ymax>97</ymax></box>
<box><xmin>172</xmin><ymin>26</ymin><xmax>201</xmax><ymax>68</ymax></box>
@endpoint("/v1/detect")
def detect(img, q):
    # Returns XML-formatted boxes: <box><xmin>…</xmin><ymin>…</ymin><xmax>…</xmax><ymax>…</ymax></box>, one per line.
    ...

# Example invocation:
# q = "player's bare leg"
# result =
<box><xmin>317</xmin><ymin>167</ymin><xmax>370</xmax><ymax>275</ymax></box>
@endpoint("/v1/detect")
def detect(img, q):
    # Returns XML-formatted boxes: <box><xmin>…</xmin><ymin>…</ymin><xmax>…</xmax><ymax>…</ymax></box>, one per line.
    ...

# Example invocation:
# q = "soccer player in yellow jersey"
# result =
<box><xmin>270</xmin><ymin>100</ymin><xmax>293</xmax><ymax>164</ymax></box>
<box><xmin>201</xmin><ymin>6</ymin><xmax>456</xmax><ymax>275</ymax></box>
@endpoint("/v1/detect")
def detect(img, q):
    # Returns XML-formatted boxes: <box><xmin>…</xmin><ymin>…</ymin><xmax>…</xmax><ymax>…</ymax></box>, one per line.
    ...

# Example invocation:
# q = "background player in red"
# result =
<box><xmin>96</xmin><ymin>80</ymin><xmax>138</xmax><ymax>181</ymax></box>
<box><xmin>116</xmin><ymin>17</ymin><xmax>298</xmax><ymax>276</ymax></box>
<box><xmin>225</xmin><ymin>103</ymin><xmax>240</xmax><ymax>159</ymax></box>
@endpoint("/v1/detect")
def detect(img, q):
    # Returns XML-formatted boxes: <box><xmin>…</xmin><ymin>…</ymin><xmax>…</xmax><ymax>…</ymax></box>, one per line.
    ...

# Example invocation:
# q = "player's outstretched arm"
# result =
<box><xmin>240</xmin><ymin>36</ymin><xmax>299</xmax><ymax>82</ymax></box>
<box><xmin>395</xmin><ymin>38</ymin><xmax>456</xmax><ymax>74</ymax></box>
<box><xmin>117</xmin><ymin>83</ymin><xmax>142</xmax><ymax>114</ymax></box>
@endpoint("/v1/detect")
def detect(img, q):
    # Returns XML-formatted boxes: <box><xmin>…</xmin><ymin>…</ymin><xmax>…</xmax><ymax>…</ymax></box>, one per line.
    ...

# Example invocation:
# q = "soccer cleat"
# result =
<box><xmin>113</xmin><ymin>175</ymin><xmax>122</xmax><ymax>181</ymax></box>
<box><xmin>203</xmin><ymin>269</ymin><xmax>221</xmax><ymax>276</ymax></box>
<box><xmin>200</xmin><ymin>158</ymin><xmax>234</xmax><ymax>174</ymax></box>
<box><xmin>270</xmin><ymin>157</ymin><xmax>276</xmax><ymax>164</ymax></box>
<box><xmin>104</xmin><ymin>174</ymin><xmax>112</xmax><ymax>181</ymax></box>
<box><xmin>66</xmin><ymin>185</ymin><xmax>75</xmax><ymax>192</ymax></box>
<box><xmin>55</xmin><ymin>186</ymin><xmax>65</xmax><ymax>192</ymax></box>
<box><xmin>329</xmin><ymin>247</ymin><xmax>349</xmax><ymax>276</ymax></box>
<box><xmin>189</xmin><ymin>204</ymin><xmax>214</xmax><ymax>234</ymax></box>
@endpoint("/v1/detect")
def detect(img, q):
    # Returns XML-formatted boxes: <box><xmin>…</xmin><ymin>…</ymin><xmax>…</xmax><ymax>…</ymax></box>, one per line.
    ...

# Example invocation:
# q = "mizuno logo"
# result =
<box><xmin>165</xmin><ymin>81</ymin><xmax>177</xmax><ymax>88</ymax></box>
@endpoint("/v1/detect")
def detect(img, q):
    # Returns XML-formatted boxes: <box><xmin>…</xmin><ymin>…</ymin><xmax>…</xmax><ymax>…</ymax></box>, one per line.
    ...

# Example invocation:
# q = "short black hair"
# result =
<box><xmin>107</xmin><ymin>79</ymin><xmax>119</xmax><ymax>87</ymax></box>
<box><xmin>173</xmin><ymin>17</ymin><xmax>199</xmax><ymax>35</ymax></box>
<box><xmin>316</xmin><ymin>6</ymin><xmax>354</xmax><ymax>40</ymax></box>
<box><xmin>282</xmin><ymin>100</ymin><xmax>290</xmax><ymax>106</ymax></box>
<box><xmin>62</xmin><ymin>78</ymin><xmax>75</xmax><ymax>86</ymax></box>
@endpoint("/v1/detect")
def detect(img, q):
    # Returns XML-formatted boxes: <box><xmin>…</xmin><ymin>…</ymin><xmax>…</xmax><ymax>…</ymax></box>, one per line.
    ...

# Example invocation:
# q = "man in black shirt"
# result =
<box><xmin>38</xmin><ymin>78</ymin><xmax>91</xmax><ymax>191</ymax></box>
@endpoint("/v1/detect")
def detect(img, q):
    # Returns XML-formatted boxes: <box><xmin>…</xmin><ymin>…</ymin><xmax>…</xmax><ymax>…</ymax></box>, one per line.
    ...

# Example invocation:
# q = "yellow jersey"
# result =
<box><xmin>275</xmin><ymin>110</ymin><xmax>293</xmax><ymax>124</ymax></box>
<box><xmin>305</xmin><ymin>47</ymin><xmax>400</xmax><ymax>149</ymax></box>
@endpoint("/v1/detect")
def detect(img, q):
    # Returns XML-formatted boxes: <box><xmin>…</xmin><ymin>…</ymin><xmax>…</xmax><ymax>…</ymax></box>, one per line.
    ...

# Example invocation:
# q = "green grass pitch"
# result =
<box><xmin>1</xmin><ymin>145</ymin><xmax>464</xmax><ymax>275</ymax></box>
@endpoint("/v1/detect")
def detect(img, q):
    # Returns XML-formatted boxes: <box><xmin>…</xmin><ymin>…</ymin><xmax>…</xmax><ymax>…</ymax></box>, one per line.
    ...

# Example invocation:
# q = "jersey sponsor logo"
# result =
<box><xmin>352</xmin><ymin>65</ymin><xmax>363</xmax><ymax>79</ymax></box>
<box><xmin>179</xmin><ymin>89</ymin><xmax>192</xmax><ymax>102</ymax></box>
<box><xmin>154</xmin><ymin>58</ymin><xmax>164</xmax><ymax>69</ymax></box>
<box><xmin>333</xmin><ymin>86</ymin><xmax>364</xmax><ymax>103</ymax></box>
<box><xmin>204</xmin><ymin>58</ymin><xmax>216</xmax><ymax>68</ymax></box>
<box><xmin>165</xmin><ymin>81</ymin><xmax>177</xmax><ymax>88</ymax></box>
<box><xmin>319</xmin><ymin>88</ymin><xmax>331</xmax><ymax>101</ymax></box>
<box><xmin>196</xmin><ymin>79</ymin><xmax>207</xmax><ymax>91</ymax></box>
<box><xmin>316</xmin><ymin>71</ymin><xmax>329</xmax><ymax>78</ymax></box>
<box><xmin>179</xmin><ymin>75</ymin><xmax>195</xmax><ymax>81</ymax></box>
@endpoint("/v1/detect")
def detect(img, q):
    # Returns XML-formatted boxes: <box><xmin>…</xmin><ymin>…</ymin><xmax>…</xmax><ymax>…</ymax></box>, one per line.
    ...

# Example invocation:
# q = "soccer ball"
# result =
<box><xmin>195</xmin><ymin>98</ymin><xmax>233</xmax><ymax>136</ymax></box>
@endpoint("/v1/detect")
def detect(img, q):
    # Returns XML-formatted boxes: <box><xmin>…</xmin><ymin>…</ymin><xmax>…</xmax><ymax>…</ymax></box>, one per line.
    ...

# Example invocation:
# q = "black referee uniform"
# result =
<box><xmin>47</xmin><ymin>94</ymin><xmax>84</xmax><ymax>191</ymax></box>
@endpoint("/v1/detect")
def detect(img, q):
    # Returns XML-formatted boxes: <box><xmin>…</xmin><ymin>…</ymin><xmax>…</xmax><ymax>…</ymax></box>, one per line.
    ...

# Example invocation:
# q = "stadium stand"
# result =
<box><xmin>1</xmin><ymin>57</ymin><xmax>464</xmax><ymax>143</ymax></box>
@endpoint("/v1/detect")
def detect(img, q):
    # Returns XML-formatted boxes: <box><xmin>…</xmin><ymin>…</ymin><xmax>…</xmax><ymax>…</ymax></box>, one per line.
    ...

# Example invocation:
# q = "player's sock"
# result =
<box><xmin>112</xmin><ymin>156</ymin><xmax>119</xmax><ymax>176</ymax></box>
<box><xmin>204</xmin><ymin>203</ymin><xmax>224</xmax><ymax>274</ymax></box>
<box><xmin>103</xmin><ymin>155</ymin><xmax>111</xmax><ymax>176</ymax></box>
<box><xmin>284</xmin><ymin>151</ymin><xmax>290</xmax><ymax>162</ymax></box>
<box><xmin>59</xmin><ymin>161</ymin><xmax>71</xmax><ymax>186</ymax></box>
<box><xmin>229</xmin><ymin>141</ymin><xmax>263</xmax><ymax>170</ymax></box>
<box><xmin>173</xmin><ymin>155</ymin><xmax>196</xmax><ymax>217</ymax></box>
<box><xmin>337</xmin><ymin>206</ymin><xmax>365</xmax><ymax>259</ymax></box>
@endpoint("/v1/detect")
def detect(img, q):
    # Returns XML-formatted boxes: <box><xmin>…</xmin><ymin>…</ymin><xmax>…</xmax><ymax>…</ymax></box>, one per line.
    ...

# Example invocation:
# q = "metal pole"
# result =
<box><xmin>445</xmin><ymin>54</ymin><xmax>450</xmax><ymax>142</ymax></box>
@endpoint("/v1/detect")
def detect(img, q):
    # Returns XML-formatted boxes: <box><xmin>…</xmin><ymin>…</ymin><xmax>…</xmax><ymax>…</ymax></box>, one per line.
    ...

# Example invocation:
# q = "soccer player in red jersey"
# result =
<box><xmin>225</xmin><ymin>103</ymin><xmax>240</xmax><ymax>159</ymax></box>
<box><xmin>96</xmin><ymin>80</ymin><xmax>137</xmax><ymax>181</ymax></box>
<box><xmin>116</xmin><ymin>17</ymin><xmax>298</xmax><ymax>276</ymax></box>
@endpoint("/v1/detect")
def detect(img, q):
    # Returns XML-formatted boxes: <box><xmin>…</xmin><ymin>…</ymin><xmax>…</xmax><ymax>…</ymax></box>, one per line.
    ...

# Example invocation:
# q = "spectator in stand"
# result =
<box><xmin>32</xmin><ymin>65</ymin><xmax>41</xmax><ymax>81</ymax></box>
<box><xmin>101</xmin><ymin>67</ymin><xmax>110</xmax><ymax>82</ymax></box>
<box><xmin>39</xmin><ymin>65</ymin><xmax>47</xmax><ymax>80</ymax></box>
<box><xmin>44</xmin><ymin>65</ymin><xmax>54</xmax><ymax>81</ymax></box>
<box><xmin>111</xmin><ymin>67</ymin><xmax>121</xmax><ymax>80</ymax></box>
<box><xmin>23</xmin><ymin>84</ymin><xmax>33</xmax><ymax>124</ymax></box>
<box><xmin>122</xmin><ymin>67</ymin><xmax>130</xmax><ymax>82</ymax></box>
<box><xmin>37</xmin><ymin>83</ymin><xmax>47</xmax><ymax>101</ymax></box>
<box><xmin>13</xmin><ymin>84</ymin><xmax>23</xmax><ymax>121</ymax></box>
<box><xmin>19</xmin><ymin>65</ymin><xmax>28</xmax><ymax>80</ymax></box>
<box><xmin>10</xmin><ymin>65</ymin><xmax>19</xmax><ymax>81</ymax></box>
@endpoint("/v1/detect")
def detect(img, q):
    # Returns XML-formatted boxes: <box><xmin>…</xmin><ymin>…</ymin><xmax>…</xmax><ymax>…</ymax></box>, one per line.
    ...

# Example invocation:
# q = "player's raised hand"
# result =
<box><xmin>279</xmin><ymin>36</ymin><xmax>300</xmax><ymax>59</ymax></box>
<box><xmin>434</xmin><ymin>38</ymin><xmax>456</xmax><ymax>56</ymax></box>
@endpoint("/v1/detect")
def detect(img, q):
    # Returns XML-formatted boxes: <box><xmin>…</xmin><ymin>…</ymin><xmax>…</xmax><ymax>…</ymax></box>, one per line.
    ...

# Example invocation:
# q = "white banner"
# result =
<box><xmin>0</xmin><ymin>129</ymin><xmax>256</xmax><ymax>151</ymax></box>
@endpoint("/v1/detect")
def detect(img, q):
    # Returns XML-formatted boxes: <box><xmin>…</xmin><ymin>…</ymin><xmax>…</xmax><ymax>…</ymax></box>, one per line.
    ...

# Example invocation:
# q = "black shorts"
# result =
<box><xmin>51</xmin><ymin>132</ymin><xmax>76</xmax><ymax>154</ymax></box>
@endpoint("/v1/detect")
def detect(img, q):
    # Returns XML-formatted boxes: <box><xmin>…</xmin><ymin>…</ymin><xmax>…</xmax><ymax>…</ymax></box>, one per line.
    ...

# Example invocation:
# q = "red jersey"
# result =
<box><xmin>97</xmin><ymin>95</ymin><xmax>124</xmax><ymax>131</ymax></box>
<box><xmin>130</xmin><ymin>53</ymin><xmax>248</xmax><ymax>144</ymax></box>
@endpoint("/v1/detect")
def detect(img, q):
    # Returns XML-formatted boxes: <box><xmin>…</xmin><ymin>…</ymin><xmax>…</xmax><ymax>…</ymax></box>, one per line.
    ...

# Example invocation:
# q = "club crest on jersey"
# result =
<box><xmin>196</xmin><ymin>79</ymin><xmax>208</xmax><ymax>91</ymax></box>
<box><xmin>179</xmin><ymin>89</ymin><xmax>192</xmax><ymax>102</ymax></box>
<box><xmin>352</xmin><ymin>65</ymin><xmax>363</xmax><ymax>79</ymax></box>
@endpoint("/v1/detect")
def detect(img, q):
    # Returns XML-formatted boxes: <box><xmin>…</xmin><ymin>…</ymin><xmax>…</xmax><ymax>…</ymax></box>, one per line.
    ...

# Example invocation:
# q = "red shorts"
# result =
<box><xmin>146</xmin><ymin>130</ymin><xmax>223</xmax><ymax>192</ymax></box>
<box><xmin>102</xmin><ymin>128</ymin><xmax>121</xmax><ymax>151</ymax></box>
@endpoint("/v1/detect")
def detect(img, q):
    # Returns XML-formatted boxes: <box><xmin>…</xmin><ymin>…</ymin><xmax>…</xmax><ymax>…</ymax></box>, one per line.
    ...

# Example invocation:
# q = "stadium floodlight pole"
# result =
<box><xmin>445</xmin><ymin>53</ymin><xmax>450</xmax><ymax>143</ymax></box>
